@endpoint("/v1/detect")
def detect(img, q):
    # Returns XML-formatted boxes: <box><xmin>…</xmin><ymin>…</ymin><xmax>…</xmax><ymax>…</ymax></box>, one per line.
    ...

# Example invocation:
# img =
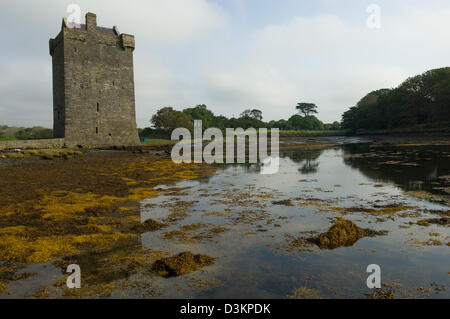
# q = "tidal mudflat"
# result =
<box><xmin>0</xmin><ymin>139</ymin><xmax>449</xmax><ymax>298</ymax></box>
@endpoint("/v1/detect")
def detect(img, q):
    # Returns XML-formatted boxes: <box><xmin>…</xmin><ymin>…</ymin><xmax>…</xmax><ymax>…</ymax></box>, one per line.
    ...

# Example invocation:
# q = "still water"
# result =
<box><xmin>140</xmin><ymin>143</ymin><xmax>449</xmax><ymax>298</ymax></box>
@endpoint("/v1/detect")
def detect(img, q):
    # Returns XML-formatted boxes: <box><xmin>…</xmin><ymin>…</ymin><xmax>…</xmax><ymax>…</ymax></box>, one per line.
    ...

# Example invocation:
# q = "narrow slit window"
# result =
<box><xmin>96</xmin><ymin>127</ymin><xmax>98</xmax><ymax>134</ymax></box>
<box><xmin>97</xmin><ymin>102</ymin><xmax>100</xmax><ymax>112</ymax></box>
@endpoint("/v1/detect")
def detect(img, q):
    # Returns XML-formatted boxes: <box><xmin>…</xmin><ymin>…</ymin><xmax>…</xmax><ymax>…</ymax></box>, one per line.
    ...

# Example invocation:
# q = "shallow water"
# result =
<box><xmin>139</xmin><ymin>143</ymin><xmax>450</xmax><ymax>299</ymax></box>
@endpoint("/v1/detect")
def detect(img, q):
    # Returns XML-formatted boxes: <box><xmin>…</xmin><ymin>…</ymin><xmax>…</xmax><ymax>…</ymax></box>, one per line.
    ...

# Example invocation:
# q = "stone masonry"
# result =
<box><xmin>49</xmin><ymin>13</ymin><xmax>140</xmax><ymax>147</ymax></box>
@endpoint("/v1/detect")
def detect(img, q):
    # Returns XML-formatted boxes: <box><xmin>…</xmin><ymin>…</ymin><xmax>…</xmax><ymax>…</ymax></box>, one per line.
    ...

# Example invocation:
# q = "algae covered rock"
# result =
<box><xmin>131</xmin><ymin>219</ymin><xmax>166</xmax><ymax>234</ymax></box>
<box><xmin>308</xmin><ymin>219</ymin><xmax>387</xmax><ymax>249</ymax></box>
<box><xmin>153</xmin><ymin>252</ymin><xmax>215</xmax><ymax>277</ymax></box>
<box><xmin>272</xmin><ymin>199</ymin><xmax>294</xmax><ymax>206</ymax></box>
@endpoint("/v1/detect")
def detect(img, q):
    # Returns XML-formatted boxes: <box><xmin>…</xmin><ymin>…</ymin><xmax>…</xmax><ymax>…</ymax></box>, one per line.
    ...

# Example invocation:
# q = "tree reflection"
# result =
<box><xmin>341</xmin><ymin>144</ymin><xmax>450</xmax><ymax>195</ymax></box>
<box><xmin>281</xmin><ymin>149</ymin><xmax>324</xmax><ymax>174</ymax></box>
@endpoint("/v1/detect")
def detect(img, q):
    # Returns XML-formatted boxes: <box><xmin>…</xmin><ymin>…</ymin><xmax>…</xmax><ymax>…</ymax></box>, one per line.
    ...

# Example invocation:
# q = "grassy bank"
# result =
<box><xmin>142</xmin><ymin>130</ymin><xmax>348</xmax><ymax>144</ymax></box>
<box><xmin>279</xmin><ymin>130</ymin><xmax>347</xmax><ymax>137</ymax></box>
<box><xmin>142</xmin><ymin>138</ymin><xmax>177</xmax><ymax>146</ymax></box>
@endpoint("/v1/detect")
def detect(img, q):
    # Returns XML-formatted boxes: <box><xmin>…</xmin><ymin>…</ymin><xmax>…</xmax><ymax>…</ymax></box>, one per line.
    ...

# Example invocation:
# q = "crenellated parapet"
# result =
<box><xmin>50</xmin><ymin>13</ymin><xmax>135</xmax><ymax>56</ymax></box>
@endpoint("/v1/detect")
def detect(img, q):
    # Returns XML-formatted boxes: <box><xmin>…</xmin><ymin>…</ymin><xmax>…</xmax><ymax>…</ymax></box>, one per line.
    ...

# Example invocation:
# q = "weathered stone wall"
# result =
<box><xmin>49</xmin><ymin>13</ymin><xmax>140</xmax><ymax>147</ymax></box>
<box><xmin>0</xmin><ymin>139</ymin><xmax>65</xmax><ymax>151</ymax></box>
<box><xmin>50</xmin><ymin>31</ymin><xmax>65</xmax><ymax>138</ymax></box>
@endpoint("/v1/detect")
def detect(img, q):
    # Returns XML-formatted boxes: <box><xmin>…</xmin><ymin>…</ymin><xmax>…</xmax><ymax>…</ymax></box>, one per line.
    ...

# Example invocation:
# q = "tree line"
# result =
<box><xmin>0</xmin><ymin>126</ymin><xmax>53</xmax><ymax>140</ymax></box>
<box><xmin>141</xmin><ymin>103</ymin><xmax>341</xmax><ymax>138</ymax></box>
<box><xmin>342</xmin><ymin>67</ymin><xmax>450</xmax><ymax>131</ymax></box>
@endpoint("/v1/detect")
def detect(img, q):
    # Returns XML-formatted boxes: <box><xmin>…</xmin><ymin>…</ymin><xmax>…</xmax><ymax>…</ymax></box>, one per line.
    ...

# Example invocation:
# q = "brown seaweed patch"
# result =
<box><xmin>405</xmin><ymin>191</ymin><xmax>450</xmax><ymax>205</ymax></box>
<box><xmin>345</xmin><ymin>205</ymin><xmax>416</xmax><ymax>216</ymax></box>
<box><xmin>272</xmin><ymin>199</ymin><xmax>294</xmax><ymax>206</ymax></box>
<box><xmin>365</xmin><ymin>288</ymin><xmax>395</xmax><ymax>299</ymax></box>
<box><xmin>0</xmin><ymin>268</ymin><xmax>37</xmax><ymax>292</ymax></box>
<box><xmin>307</xmin><ymin>219</ymin><xmax>388</xmax><ymax>249</ymax></box>
<box><xmin>417</xmin><ymin>217</ymin><xmax>449</xmax><ymax>227</ymax></box>
<box><xmin>287</xmin><ymin>287</ymin><xmax>322</xmax><ymax>299</ymax></box>
<box><xmin>131</xmin><ymin>219</ymin><xmax>167</xmax><ymax>234</ymax></box>
<box><xmin>152</xmin><ymin>252</ymin><xmax>215</xmax><ymax>278</ymax></box>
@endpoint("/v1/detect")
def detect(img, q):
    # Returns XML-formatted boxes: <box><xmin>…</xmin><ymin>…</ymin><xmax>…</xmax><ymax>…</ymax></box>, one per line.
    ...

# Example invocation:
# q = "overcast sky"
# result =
<box><xmin>1</xmin><ymin>0</ymin><xmax>450</xmax><ymax>128</ymax></box>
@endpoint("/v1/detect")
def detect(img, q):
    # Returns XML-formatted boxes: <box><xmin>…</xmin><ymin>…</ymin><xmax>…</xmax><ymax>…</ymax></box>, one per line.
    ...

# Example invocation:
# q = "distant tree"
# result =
<box><xmin>342</xmin><ymin>67</ymin><xmax>450</xmax><ymax>131</ymax></box>
<box><xmin>212</xmin><ymin>115</ymin><xmax>229</xmax><ymax>131</ymax></box>
<box><xmin>14</xmin><ymin>126</ymin><xmax>53</xmax><ymax>140</ymax></box>
<box><xmin>183</xmin><ymin>104</ymin><xmax>216</xmax><ymax>129</ymax></box>
<box><xmin>270</xmin><ymin>119</ymin><xmax>291</xmax><ymax>130</ymax></box>
<box><xmin>139</xmin><ymin>127</ymin><xmax>154</xmax><ymax>138</ymax></box>
<box><xmin>250</xmin><ymin>109</ymin><xmax>263</xmax><ymax>121</ymax></box>
<box><xmin>288</xmin><ymin>114</ymin><xmax>323</xmax><ymax>130</ymax></box>
<box><xmin>331</xmin><ymin>121</ymin><xmax>341</xmax><ymax>130</ymax></box>
<box><xmin>296</xmin><ymin>103</ymin><xmax>318</xmax><ymax>117</ymax></box>
<box><xmin>151</xmin><ymin>107</ymin><xmax>193</xmax><ymax>132</ymax></box>
<box><xmin>240</xmin><ymin>109</ymin><xmax>263</xmax><ymax>121</ymax></box>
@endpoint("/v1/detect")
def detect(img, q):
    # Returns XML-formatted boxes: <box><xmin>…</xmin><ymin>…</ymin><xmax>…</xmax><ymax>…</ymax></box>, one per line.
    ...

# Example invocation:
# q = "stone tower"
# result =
<box><xmin>49</xmin><ymin>13</ymin><xmax>140</xmax><ymax>147</ymax></box>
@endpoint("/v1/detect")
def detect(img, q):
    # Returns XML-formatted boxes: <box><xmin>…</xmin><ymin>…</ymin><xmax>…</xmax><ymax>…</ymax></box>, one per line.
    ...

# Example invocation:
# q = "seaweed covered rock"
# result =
<box><xmin>153</xmin><ymin>252</ymin><xmax>215</xmax><ymax>277</ymax></box>
<box><xmin>308</xmin><ymin>219</ymin><xmax>387</xmax><ymax>249</ymax></box>
<box><xmin>131</xmin><ymin>219</ymin><xmax>166</xmax><ymax>233</ymax></box>
<box><xmin>365</xmin><ymin>288</ymin><xmax>395</xmax><ymax>299</ymax></box>
<box><xmin>417</xmin><ymin>217</ymin><xmax>449</xmax><ymax>227</ymax></box>
<box><xmin>272</xmin><ymin>199</ymin><xmax>294</xmax><ymax>206</ymax></box>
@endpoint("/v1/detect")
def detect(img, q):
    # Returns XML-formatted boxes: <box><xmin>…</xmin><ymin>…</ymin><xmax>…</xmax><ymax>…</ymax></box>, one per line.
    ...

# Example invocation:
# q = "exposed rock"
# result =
<box><xmin>131</xmin><ymin>219</ymin><xmax>166</xmax><ymax>233</ymax></box>
<box><xmin>152</xmin><ymin>252</ymin><xmax>215</xmax><ymax>277</ymax></box>
<box><xmin>272</xmin><ymin>199</ymin><xmax>294</xmax><ymax>206</ymax></box>
<box><xmin>308</xmin><ymin>219</ymin><xmax>388</xmax><ymax>249</ymax></box>
<box><xmin>365</xmin><ymin>288</ymin><xmax>395</xmax><ymax>299</ymax></box>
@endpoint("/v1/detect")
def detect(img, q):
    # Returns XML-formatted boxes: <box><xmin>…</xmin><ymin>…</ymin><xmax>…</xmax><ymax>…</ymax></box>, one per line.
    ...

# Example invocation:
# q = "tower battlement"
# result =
<box><xmin>49</xmin><ymin>12</ymin><xmax>140</xmax><ymax>147</ymax></box>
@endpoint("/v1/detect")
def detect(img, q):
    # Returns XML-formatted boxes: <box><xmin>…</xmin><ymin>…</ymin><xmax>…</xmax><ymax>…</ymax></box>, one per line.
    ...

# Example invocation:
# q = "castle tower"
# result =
<box><xmin>49</xmin><ymin>13</ymin><xmax>140</xmax><ymax>147</ymax></box>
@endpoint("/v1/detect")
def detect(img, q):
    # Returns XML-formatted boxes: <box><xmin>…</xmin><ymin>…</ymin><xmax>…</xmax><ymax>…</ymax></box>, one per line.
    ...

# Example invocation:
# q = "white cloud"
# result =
<box><xmin>1</xmin><ymin>0</ymin><xmax>228</xmax><ymax>46</ymax></box>
<box><xmin>196</xmin><ymin>8</ymin><xmax>450</xmax><ymax>123</ymax></box>
<box><xmin>0</xmin><ymin>61</ymin><xmax>52</xmax><ymax>127</ymax></box>
<box><xmin>1</xmin><ymin>2</ymin><xmax>450</xmax><ymax>127</ymax></box>
<box><xmin>0</xmin><ymin>0</ymin><xmax>228</xmax><ymax>127</ymax></box>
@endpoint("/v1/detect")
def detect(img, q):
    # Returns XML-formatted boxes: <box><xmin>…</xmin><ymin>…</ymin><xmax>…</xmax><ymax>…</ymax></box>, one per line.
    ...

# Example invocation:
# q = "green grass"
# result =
<box><xmin>141</xmin><ymin>138</ymin><xmax>177</xmax><ymax>146</ymax></box>
<box><xmin>0</xmin><ymin>137</ymin><xmax>18</xmax><ymax>141</ymax></box>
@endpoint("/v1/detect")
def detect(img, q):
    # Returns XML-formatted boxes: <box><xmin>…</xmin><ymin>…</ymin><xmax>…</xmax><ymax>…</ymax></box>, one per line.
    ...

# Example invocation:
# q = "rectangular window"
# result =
<box><xmin>97</xmin><ymin>103</ymin><xmax>100</xmax><ymax>112</ymax></box>
<box><xmin>96</xmin><ymin>127</ymin><xmax>98</xmax><ymax>134</ymax></box>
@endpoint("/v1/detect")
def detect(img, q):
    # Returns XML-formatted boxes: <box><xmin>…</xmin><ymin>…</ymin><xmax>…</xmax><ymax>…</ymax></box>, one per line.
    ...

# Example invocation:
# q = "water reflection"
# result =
<box><xmin>138</xmin><ymin>143</ymin><xmax>449</xmax><ymax>299</ymax></box>
<box><xmin>341</xmin><ymin>144</ymin><xmax>450</xmax><ymax>195</ymax></box>
<box><xmin>281</xmin><ymin>149</ymin><xmax>324</xmax><ymax>174</ymax></box>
